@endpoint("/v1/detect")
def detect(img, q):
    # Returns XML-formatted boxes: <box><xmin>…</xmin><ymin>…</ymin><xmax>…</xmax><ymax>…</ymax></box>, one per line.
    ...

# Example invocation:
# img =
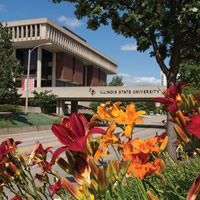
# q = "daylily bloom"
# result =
<box><xmin>113</xmin><ymin>104</ymin><xmax>146</xmax><ymax>138</ymax></box>
<box><xmin>0</xmin><ymin>138</ymin><xmax>21</xmax><ymax>160</ymax></box>
<box><xmin>94</xmin><ymin>124</ymin><xmax>118</xmax><ymax>161</ymax></box>
<box><xmin>74</xmin><ymin>154</ymin><xmax>91</xmax><ymax>186</ymax></box>
<box><xmin>91</xmin><ymin>101</ymin><xmax>123</xmax><ymax>122</ymax></box>
<box><xmin>122</xmin><ymin>137</ymin><xmax>162</xmax><ymax>179</ymax></box>
<box><xmin>185</xmin><ymin>115</ymin><xmax>200</xmax><ymax>139</ymax></box>
<box><xmin>152</xmin><ymin>83</ymin><xmax>192</xmax><ymax>114</ymax></box>
<box><xmin>186</xmin><ymin>173</ymin><xmax>200</xmax><ymax>200</ymax></box>
<box><xmin>49</xmin><ymin>179</ymin><xmax>63</xmax><ymax>197</ymax></box>
<box><xmin>29</xmin><ymin>142</ymin><xmax>52</xmax><ymax>163</ymax></box>
<box><xmin>11</xmin><ymin>195</ymin><xmax>22</xmax><ymax>200</ymax></box>
<box><xmin>51</xmin><ymin>113</ymin><xmax>106</xmax><ymax>164</ymax></box>
<box><xmin>130</xmin><ymin>137</ymin><xmax>160</xmax><ymax>155</ymax></box>
<box><xmin>41</xmin><ymin>161</ymin><xmax>52</xmax><ymax>172</ymax></box>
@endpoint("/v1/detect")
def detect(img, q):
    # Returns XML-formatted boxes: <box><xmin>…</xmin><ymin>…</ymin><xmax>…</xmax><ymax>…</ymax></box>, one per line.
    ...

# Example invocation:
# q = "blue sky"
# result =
<box><xmin>0</xmin><ymin>0</ymin><xmax>162</xmax><ymax>86</ymax></box>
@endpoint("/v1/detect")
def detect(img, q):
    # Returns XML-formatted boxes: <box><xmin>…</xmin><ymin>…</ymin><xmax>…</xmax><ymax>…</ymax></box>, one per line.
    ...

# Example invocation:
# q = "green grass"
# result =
<box><xmin>0</xmin><ymin>112</ymin><xmax>60</xmax><ymax>129</ymax></box>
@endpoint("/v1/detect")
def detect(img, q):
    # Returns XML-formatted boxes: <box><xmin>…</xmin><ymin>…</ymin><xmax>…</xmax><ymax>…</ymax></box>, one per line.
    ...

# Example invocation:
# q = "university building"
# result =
<box><xmin>4</xmin><ymin>18</ymin><xmax>118</xmax><ymax>88</ymax></box>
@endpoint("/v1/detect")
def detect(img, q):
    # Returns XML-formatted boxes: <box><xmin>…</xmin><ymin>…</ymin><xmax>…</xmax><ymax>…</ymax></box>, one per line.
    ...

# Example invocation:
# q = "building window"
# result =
<box><xmin>28</xmin><ymin>25</ymin><xmax>30</xmax><ymax>37</ymax></box>
<box><xmin>37</xmin><ymin>24</ymin><xmax>40</xmax><ymax>36</ymax></box>
<box><xmin>32</xmin><ymin>25</ymin><xmax>35</xmax><ymax>37</ymax></box>
<box><xmin>16</xmin><ymin>48</ymin><xmax>37</xmax><ymax>75</ymax></box>
<box><xmin>56</xmin><ymin>81</ymin><xmax>66</xmax><ymax>87</ymax></box>
<box><xmin>42</xmin><ymin>49</ymin><xmax>52</xmax><ymax>79</ymax></box>
<box><xmin>23</xmin><ymin>26</ymin><xmax>26</xmax><ymax>37</ymax></box>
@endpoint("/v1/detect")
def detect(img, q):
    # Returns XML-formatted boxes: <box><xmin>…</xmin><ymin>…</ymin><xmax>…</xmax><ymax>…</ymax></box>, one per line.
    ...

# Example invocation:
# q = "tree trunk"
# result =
<box><xmin>166</xmin><ymin>113</ymin><xmax>177</xmax><ymax>160</ymax></box>
<box><xmin>166</xmin><ymin>72</ymin><xmax>177</xmax><ymax>160</ymax></box>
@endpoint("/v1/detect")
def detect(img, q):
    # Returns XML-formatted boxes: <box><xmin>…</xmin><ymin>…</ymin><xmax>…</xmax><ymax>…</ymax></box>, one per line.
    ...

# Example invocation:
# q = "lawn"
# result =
<box><xmin>0</xmin><ymin>112</ymin><xmax>60</xmax><ymax>129</ymax></box>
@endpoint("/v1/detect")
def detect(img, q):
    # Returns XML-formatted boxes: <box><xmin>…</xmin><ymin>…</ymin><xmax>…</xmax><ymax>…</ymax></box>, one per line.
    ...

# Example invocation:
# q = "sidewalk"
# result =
<box><xmin>0</xmin><ymin>125</ymin><xmax>52</xmax><ymax>135</ymax></box>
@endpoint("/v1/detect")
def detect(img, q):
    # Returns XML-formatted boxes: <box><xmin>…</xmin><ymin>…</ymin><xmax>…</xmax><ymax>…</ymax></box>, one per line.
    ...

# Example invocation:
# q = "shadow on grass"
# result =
<box><xmin>0</xmin><ymin>112</ymin><xmax>33</xmax><ymax>127</ymax></box>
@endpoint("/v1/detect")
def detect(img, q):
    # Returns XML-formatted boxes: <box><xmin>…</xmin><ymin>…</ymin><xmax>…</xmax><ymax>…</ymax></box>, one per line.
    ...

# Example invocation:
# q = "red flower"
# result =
<box><xmin>185</xmin><ymin>115</ymin><xmax>200</xmax><ymax>139</ymax></box>
<box><xmin>42</xmin><ymin>161</ymin><xmax>52</xmax><ymax>172</ymax></box>
<box><xmin>0</xmin><ymin>138</ymin><xmax>21</xmax><ymax>160</ymax></box>
<box><xmin>51</xmin><ymin>113</ymin><xmax>106</xmax><ymax>164</ymax></box>
<box><xmin>11</xmin><ymin>195</ymin><xmax>22</xmax><ymax>200</ymax></box>
<box><xmin>49</xmin><ymin>179</ymin><xmax>63</xmax><ymax>197</ymax></box>
<box><xmin>152</xmin><ymin>83</ymin><xmax>191</xmax><ymax>114</ymax></box>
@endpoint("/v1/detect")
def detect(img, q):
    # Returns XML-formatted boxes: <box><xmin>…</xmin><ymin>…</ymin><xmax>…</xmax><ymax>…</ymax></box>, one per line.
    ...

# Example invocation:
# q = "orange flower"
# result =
<box><xmin>130</xmin><ymin>138</ymin><xmax>160</xmax><ymax>155</ymax></box>
<box><xmin>113</xmin><ymin>104</ymin><xmax>146</xmax><ymax>138</ymax></box>
<box><xmin>94</xmin><ymin>124</ymin><xmax>118</xmax><ymax>161</ymax></box>
<box><xmin>91</xmin><ymin>101</ymin><xmax>123</xmax><ymax>122</ymax></box>
<box><xmin>122</xmin><ymin>137</ymin><xmax>162</xmax><ymax>179</ymax></box>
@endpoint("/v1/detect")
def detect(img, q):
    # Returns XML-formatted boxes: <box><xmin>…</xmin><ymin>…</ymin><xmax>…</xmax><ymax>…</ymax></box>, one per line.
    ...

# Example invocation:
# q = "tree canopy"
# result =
<box><xmin>52</xmin><ymin>0</ymin><xmax>200</xmax><ymax>86</ymax></box>
<box><xmin>108</xmin><ymin>75</ymin><xmax>124</xmax><ymax>86</ymax></box>
<box><xmin>0</xmin><ymin>23</ymin><xmax>23</xmax><ymax>104</ymax></box>
<box><xmin>178</xmin><ymin>62</ymin><xmax>200</xmax><ymax>94</ymax></box>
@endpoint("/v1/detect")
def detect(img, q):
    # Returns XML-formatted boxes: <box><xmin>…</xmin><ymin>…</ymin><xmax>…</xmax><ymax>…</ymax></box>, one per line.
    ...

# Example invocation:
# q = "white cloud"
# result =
<box><xmin>57</xmin><ymin>16</ymin><xmax>83</xmax><ymax>28</ymax></box>
<box><xmin>0</xmin><ymin>4</ymin><xmax>6</xmax><ymax>12</ymax></box>
<box><xmin>108</xmin><ymin>73</ymin><xmax>161</xmax><ymax>86</ymax></box>
<box><xmin>120</xmin><ymin>43</ymin><xmax>137</xmax><ymax>51</ymax></box>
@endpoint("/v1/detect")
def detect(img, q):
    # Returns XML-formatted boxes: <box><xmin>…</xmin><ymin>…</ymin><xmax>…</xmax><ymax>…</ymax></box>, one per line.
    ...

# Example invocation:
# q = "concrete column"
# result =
<box><xmin>84</xmin><ymin>65</ymin><xmax>87</xmax><ymax>86</ymax></box>
<box><xmin>71</xmin><ymin>100</ymin><xmax>78</xmax><ymax>114</ymax></box>
<box><xmin>52</xmin><ymin>52</ymin><xmax>56</xmax><ymax>87</ymax></box>
<box><xmin>59</xmin><ymin>100</ymin><xmax>64</xmax><ymax>115</ymax></box>
<box><xmin>56</xmin><ymin>100</ymin><xmax>60</xmax><ymax>115</ymax></box>
<box><xmin>37</xmin><ymin>47</ymin><xmax>42</xmax><ymax>88</ymax></box>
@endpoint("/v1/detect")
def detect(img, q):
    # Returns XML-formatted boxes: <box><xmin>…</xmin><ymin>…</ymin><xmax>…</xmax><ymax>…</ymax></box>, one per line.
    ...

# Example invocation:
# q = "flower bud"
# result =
<box><xmin>98</xmin><ymin>166</ymin><xmax>106</xmax><ymax>194</ymax></box>
<box><xmin>9</xmin><ymin>162</ymin><xmax>20</xmax><ymax>176</ymax></box>
<box><xmin>159</xmin><ymin>159</ymin><xmax>165</xmax><ymax>173</ymax></box>
<box><xmin>146</xmin><ymin>190</ymin><xmax>159</xmax><ymax>200</ymax></box>
<box><xmin>177</xmin><ymin>110</ymin><xmax>187</xmax><ymax>126</ymax></box>
<box><xmin>160</xmin><ymin>136</ymin><xmax>168</xmax><ymax>152</ymax></box>
<box><xmin>175</xmin><ymin>125</ymin><xmax>190</xmax><ymax>143</ymax></box>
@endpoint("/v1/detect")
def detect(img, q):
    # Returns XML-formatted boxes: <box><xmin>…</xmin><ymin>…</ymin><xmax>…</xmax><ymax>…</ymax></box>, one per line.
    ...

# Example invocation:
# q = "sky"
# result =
<box><xmin>0</xmin><ymin>0</ymin><xmax>162</xmax><ymax>86</ymax></box>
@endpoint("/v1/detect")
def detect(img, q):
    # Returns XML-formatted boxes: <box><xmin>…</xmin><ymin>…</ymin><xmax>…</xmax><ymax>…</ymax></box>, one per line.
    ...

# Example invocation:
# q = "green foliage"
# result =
<box><xmin>0</xmin><ymin>104</ymin><xmax>22</xmax><ymax>112</ymax></box>
<box><xmin>178</xmin><ymin>62</ymin><xmax>200</xmax><ymax>95</ymax></box>
<box><xmin>30</xmin><ymin>90</ymin><xmax>57</xmax><ymax>113</ymax></box>
<box><xmin>0</xmin><ymin>23</ymin><xmax>23</xmax><ymax>104</ymax></box>
<box><xmin>51</xmin><ymin>0</ymin><xmax>200</xmax><ymax>85</ymax></box>
<box><xmin>108</xmin><ymin>75</ymin><xmax>124</xmax><ymax>86</ymax></box>
<box><xmin>134</xmin><ymin>102</ymin><xmax>156</xmax><ymax>114</ymax></box>
<box><xmin>89</xmin><ymin>101</ymin><xmax>102</xmax><ymax>113</ymax></box>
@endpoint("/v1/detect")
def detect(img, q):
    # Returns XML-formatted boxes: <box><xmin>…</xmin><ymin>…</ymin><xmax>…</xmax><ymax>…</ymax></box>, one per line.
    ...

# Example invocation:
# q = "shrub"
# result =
<box><xmin>0</xmin><ymin>104</ymin><xmax>22</xmax><ymax>112</ymax></box>
<box><xmin>29</xmin><ymin>90</ymin><xmax>57</xmax><ymax>113</ymax></box>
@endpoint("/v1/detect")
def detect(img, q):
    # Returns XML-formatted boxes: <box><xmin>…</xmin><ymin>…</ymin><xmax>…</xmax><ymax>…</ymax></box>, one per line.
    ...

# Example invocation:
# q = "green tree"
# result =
<box><xmin>0</xmin><ymin>23</ymin><xmax>23</xmax><ymax>104</ymax></box>
<box><xmin>108</xmin><ymin>75</ymin><xmax>124</xmax><ymax>86</ymax></box>
<box><xmin>51</xmin><ymin>0</ymin><xmax>200</xmax><ymax>159</ymax></box>
<box><xmin>134</xmin><ymin>101</ymin><xmax>156</xmax><ymax>114</ymax></box>
<box><xmin>178</xmin><ymin>62</ymin><xmax>200</xmax><ymax>95</ymax></box>
<box><xmin>51</xmin><ymin>0</ymin><xmax>200</xmax><ymax>87</ymax></box>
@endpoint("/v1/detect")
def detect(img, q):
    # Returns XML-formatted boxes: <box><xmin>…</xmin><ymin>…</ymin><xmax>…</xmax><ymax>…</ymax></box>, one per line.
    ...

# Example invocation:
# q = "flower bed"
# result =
<box><xmin>0</xmin><ymin>83</ymin><xmax>200</xmax><ymax>200</ymax></box>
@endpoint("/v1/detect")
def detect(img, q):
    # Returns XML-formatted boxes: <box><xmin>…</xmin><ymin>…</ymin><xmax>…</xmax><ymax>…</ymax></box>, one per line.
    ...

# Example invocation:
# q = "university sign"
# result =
<box><xmin>86</xmin><ymin>86</ymin><xmax>166</xmax><ymax>101</ymax></box>
<box><xmin>19</xmin><ymin>86</ymin><xmax>166</xmax><ymax>101</ymax></box>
